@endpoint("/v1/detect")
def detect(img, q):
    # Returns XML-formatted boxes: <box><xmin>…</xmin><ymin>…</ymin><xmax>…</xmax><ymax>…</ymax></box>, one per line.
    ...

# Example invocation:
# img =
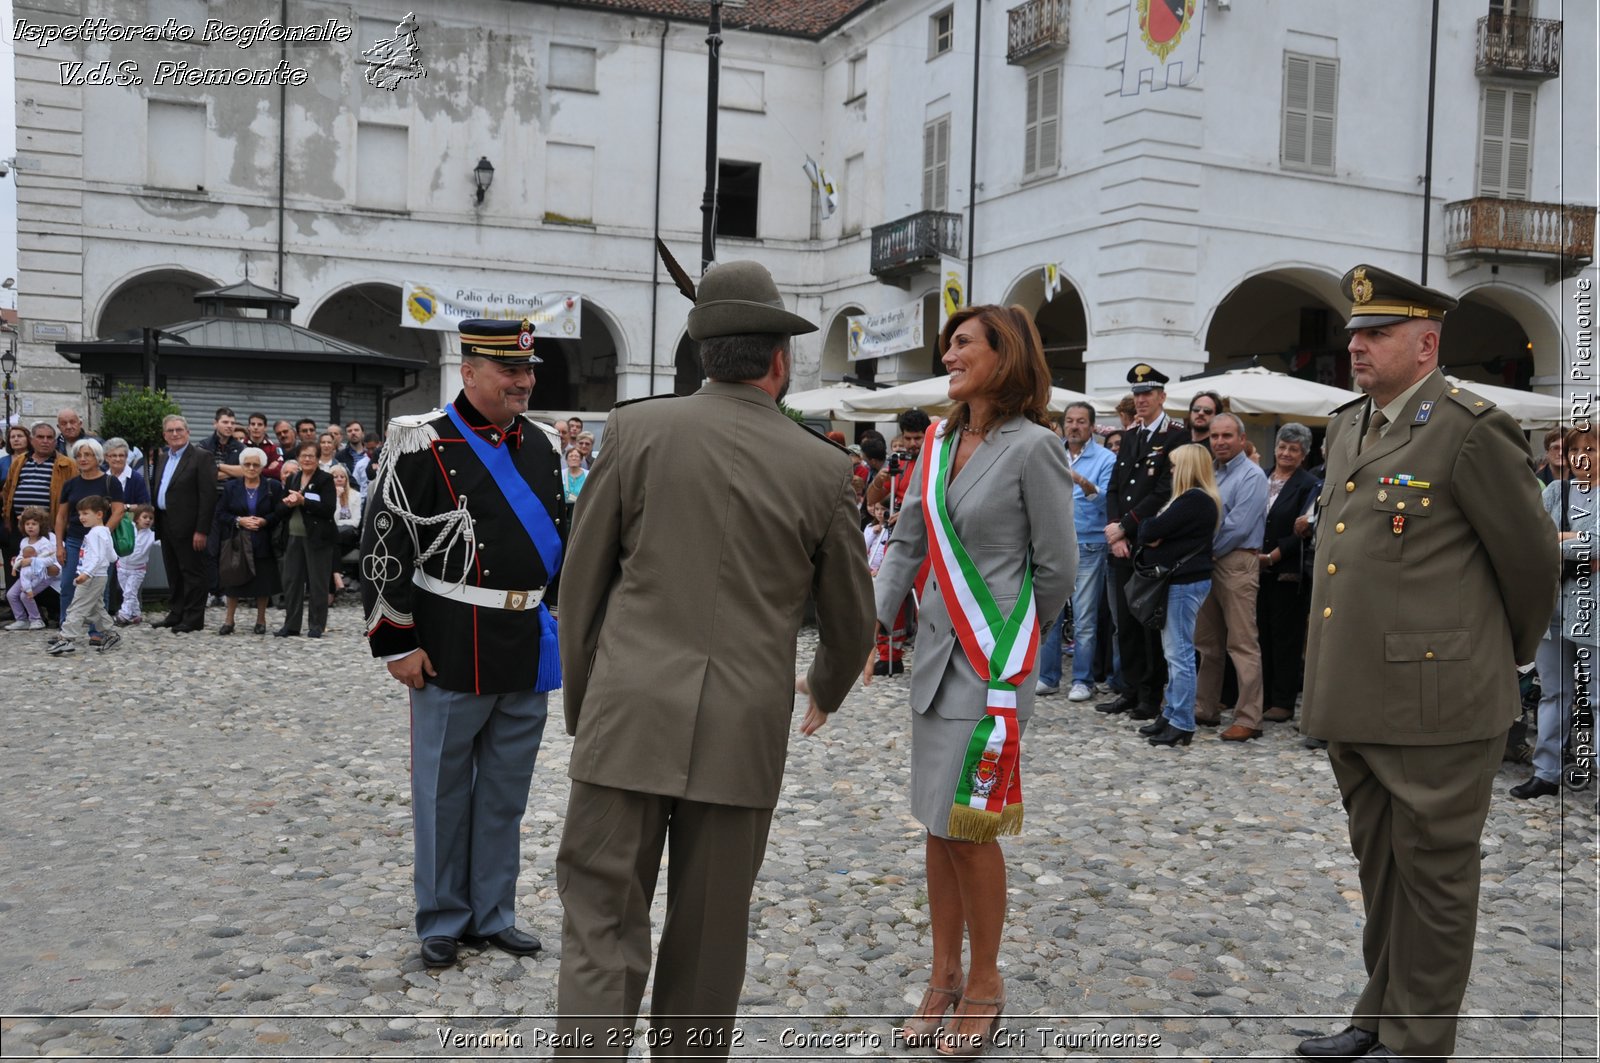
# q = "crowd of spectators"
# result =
<box><xmin>840</xmin><ymin>392</ymin><xmax>1589</xmax><ymax>791</ymax></box>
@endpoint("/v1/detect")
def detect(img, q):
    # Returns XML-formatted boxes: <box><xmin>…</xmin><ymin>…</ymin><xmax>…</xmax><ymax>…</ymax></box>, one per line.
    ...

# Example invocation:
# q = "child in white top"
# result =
<box><xmin>50</xmin><ymin>496</ymin><xmax>120</xmax><ymax>655</ymax></box>
<box><xmin>114</xmin><ymin>505</ymin><xmax>158</xmax><ymax>625</ymax></box>
<box><xmin>5</xmin><ymin>506</ymin><xmax>59</xmax><ymax>630</ymax></box>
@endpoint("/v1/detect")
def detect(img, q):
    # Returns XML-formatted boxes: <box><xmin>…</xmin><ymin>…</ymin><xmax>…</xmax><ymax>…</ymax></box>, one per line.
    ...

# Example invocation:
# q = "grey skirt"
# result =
<box><xmin>911</xmin><ymin>701</ymin><xmax>1030</xmax><ymax>840</ymax></box>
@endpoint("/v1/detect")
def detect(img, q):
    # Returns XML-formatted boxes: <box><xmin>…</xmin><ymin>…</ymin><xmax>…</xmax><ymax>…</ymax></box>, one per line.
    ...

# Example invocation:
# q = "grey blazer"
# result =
<box><xmin>874</xmin><ymin>417</ymin><xmax>1077</xmax><ymax>721</ymax></box>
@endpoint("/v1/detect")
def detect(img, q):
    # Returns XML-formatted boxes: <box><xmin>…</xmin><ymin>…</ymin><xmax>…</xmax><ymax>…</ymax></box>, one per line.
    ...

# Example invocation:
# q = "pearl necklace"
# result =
<box><xmin>960</xmin><ymin>424</ymin><xmax>984</xmax><ymax>436</ymax></box>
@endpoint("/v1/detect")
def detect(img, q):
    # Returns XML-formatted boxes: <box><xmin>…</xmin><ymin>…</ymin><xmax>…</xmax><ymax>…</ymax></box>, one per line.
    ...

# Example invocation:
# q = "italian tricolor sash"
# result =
<box><xmin>920</xmin><ymin>421</ymin><xmax>1037</xmax><ymax>843</ymax></box>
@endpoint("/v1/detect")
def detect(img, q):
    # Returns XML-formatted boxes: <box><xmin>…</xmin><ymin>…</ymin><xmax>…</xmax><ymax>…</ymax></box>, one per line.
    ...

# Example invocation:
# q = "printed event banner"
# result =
<box><xmin>847</xmin><ymin>300</ymin><xmax>924</xmax><ymax>362</ymax></box>
<box><xmin>402</xmin><ymin>282</ymin><xmax>583</xmax><ymax>337</ymax></box>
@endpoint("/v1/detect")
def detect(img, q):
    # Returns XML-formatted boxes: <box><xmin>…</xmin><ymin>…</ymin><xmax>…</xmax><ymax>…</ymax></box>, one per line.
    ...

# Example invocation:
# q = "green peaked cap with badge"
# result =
<box><xmin>686</xmin><ymin>261</ymin><xmax>817</xmax><ymax>341</ymax></box>
<box><xmin>1342</xmin><ymin>264</ymin><xmax>1458</xmax><ymax>330</ymax></box>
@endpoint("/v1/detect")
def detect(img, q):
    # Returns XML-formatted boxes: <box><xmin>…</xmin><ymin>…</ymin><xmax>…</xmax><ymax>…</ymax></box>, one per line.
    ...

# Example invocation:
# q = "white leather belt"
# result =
<box><xmin>413</xmin><ymin>570</ymin><xmax>545</xmax><ymax>611</ymax></box>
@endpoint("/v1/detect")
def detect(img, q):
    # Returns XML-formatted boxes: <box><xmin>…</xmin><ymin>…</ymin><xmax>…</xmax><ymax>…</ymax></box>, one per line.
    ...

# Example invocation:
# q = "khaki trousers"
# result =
<box><xmin>1326</xmin><ymin>736</ymin><xmax>1502</xmax><ymax>1059</ymax></box>
<box><xmin>1194</xmin><ymin>549</ymin><xmax>1264</xmax><ymax>728</ymax></box>
<box><xmin>555</xmin><ymin>781</ymin><xmax>773</xmax><ymax>1059</ymax></box>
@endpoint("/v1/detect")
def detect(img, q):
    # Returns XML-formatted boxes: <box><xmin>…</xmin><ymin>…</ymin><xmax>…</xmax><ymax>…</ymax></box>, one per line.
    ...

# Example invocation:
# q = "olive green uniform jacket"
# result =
<box><xmin>1301</xmin><ymin>370</ymin><xmax>1559</xmax><ymax>743</ymax></box>
<box><xmin>558</xmin><ymin>383</ymin><xmax>877</xmax><ymax>809</ymax></box>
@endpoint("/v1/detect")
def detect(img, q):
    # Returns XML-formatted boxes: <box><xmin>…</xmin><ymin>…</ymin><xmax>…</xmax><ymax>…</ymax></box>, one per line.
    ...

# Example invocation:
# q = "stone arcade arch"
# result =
<box><xmin>95</xmin><ymin>268</ymin><xmax>218</xmax><ymax>336</ymax></box>
<box><xmin>1443</xmin><ymin>283</ymin><xmax>1562</xmax><ymax>393</ymax></box>
<box><xmin>1203</xmin><ymin>268</ymin><xmax>1346</xmax><ymax>386</ymax></box>
<box><xmin>820</xmin><ymin>305</ymin><xmax>865</xmax><ymax>383</ymax></box>
<box><xmin>308</xmin><ymin>284</ymin><xmax>440</xmax><ymax>418</ymax></box>
<box><xmin>536</xmin><ymin>301</ymin><xmax>623</xmax><ymax>412</ymax></box>
<box><xmin>1002</xmin><ymin>268</ymin><xmax>1090</xmax><ymax>392</ymax></box>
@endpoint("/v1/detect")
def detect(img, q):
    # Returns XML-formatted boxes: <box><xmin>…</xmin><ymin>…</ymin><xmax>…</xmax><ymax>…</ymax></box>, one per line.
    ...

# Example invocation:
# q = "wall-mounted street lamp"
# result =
<box><xmin>473</xmin><ymin>156</ymin><xmax>495</xmax><ymax>205</ymax></box>
<box><xmin>2</xmin><ymin>326</ymin><xmax>18</xmax><ymax>430</ymax></box>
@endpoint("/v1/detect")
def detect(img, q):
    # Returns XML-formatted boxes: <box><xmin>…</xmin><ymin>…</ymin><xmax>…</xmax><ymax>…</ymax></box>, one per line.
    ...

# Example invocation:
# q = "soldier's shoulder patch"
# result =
<box><xmin>1443</xmin><ymin>386</ymin><xmax>1497</xmax><ymax>417</ymax></box>
<box><xmin>384</xmin><ymin>410</ymin><xmax>444</xmax><ymax>457</ymax></box>
<box><xmin>518</xmin><ymin>413</ymin><xmax>563</xmax><ymax>448</ymax></box>
<box><xmin>1330</xmin><ymin>394</ymin><xmax>1366</xmax><ymax>415</ymax></box>
<box><xmin>388</xmin><ymin>409</ymin><xmax>441</xmax><ymax>430</ymax></box>
<box><xmin>795</xmin><ymin>420</ymin><xmax>847</xmax><ymax>452</ymax></box>
<box><xmin>613</xmin><ymin>394</ymin><xmax>679</xmax><ymax>410</ymax></box>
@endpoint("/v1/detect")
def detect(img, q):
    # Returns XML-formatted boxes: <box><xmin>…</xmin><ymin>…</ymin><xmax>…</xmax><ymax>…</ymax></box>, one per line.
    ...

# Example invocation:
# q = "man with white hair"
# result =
<box><xmin>148</xmin><ymin>415</ymin><xmax>220</xmax><ymax>632</ymax></box>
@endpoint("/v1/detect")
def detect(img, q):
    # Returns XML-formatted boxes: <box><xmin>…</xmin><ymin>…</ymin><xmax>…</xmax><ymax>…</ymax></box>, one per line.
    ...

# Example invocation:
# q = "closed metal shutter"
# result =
<box><xmin>161</xmin><ymin>378</ymin><xmax>380</xmax><ymax>430</ymax></box>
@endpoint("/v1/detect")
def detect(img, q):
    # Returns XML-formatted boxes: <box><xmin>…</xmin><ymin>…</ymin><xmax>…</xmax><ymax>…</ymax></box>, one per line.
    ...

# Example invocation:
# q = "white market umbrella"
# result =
<box><xmin>1155</xmin><ymin>366</ymin><xmax>1361</xmax><ymax>426</ymax></box>
<box><xmin>1443</xmin><ymin>375</ymin><xmax>1567</xmax><ymax>429</ymax></box>
<box><xmin>782</xmin><ymin>382</ymin><xmax>877</xmax><ymax>421</ymax></box>
<box><xmin>840</xmin><ymin>376</ymin><xmax>1114</xmax><ymax>417</ymax></box>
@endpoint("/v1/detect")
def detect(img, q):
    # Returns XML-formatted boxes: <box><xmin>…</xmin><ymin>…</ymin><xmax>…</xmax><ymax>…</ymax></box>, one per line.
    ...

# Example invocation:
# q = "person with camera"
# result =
<box><xmin>865</xmin><ymin>411</ymin><xmax>932</xmax><ymax>676</ymax></box>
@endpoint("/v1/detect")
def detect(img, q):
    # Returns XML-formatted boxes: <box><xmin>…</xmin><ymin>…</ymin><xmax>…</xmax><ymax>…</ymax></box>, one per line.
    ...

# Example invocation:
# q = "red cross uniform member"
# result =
<box><xmin>361</xmin><ymin>317</ymin><xmax>566</xmax><ymax>969</ymax></box>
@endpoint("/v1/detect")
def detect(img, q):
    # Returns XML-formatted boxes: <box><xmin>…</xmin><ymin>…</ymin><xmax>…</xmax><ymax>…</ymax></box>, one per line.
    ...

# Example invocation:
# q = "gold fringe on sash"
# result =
<box><xmin>946</xmin><ymin>802</ymin><xmax>1025</xmax><ymax>844</ymax></box>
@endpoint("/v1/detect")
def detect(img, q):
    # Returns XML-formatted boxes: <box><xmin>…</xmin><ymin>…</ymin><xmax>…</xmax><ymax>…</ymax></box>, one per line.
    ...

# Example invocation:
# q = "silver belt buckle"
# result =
<box><xmin>503</xmin><ymin>590</ymin><xmax>529</xmax><ymax>611</ymax></box>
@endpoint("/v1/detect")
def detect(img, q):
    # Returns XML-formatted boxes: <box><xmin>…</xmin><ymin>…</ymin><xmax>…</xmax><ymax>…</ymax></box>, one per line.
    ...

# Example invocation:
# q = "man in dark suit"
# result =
<box><xmin>1295</xmin><ymin>266</ymin><xmax>1558</xmax><ymax>1062</ymax></box>
<box><xmin>1098</xmin><ymin>364</ymin><xmax>1189</xmax><ymax>721</ymax></box>
<box><xmin>150</xmin><ymin>414</ymin><xmax>219</xmax><ymax>632</ymax></box>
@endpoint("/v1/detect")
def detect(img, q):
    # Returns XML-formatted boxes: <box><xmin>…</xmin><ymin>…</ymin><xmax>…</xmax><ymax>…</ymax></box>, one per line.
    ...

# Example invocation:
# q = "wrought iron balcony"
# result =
<box><xmin>1007</xmin><ymin>0</ymin><xmax>1069</xmax><ymax>65</ymax></box>
<box><xmin>1444</xmin><ymin>197</ymin><xmax>1593</xmax><ymax>278</ymax></box>
<box><xmin>870</xmin><ymin>210</ymin><xmax>963</xmax><ymax>280</ymax></box>
<box><xmin>1475</xmin><ymin>15</ymin><xmax>1561</xmax><ymax>79</ymax></box>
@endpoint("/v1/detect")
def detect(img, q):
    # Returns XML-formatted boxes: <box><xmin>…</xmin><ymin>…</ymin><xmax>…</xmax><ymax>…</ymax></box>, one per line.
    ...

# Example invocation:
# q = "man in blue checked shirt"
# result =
<box><xmin>1192</xmin><ymin>412</ymin><xmax>1270</xmax><ymax>740</ymax></box>
<box><xmin>1037</xmin><ymin>402</ymin><xmax>1117</xmax><ymax>700</ymax></box>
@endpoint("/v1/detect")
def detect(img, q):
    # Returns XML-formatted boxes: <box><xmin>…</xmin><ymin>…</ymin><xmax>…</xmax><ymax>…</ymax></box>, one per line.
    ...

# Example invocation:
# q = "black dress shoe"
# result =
<box><xmin>1095</xmin><ymin>694</ymin><xmax>1137</xmax><ymax>715</ymax></box>
<box><xmin>1138</xmin><ymin>719</ymin><xmax>1167</xmax><ymax>736</ymax></box>
<box><xmin>1365</xmin><ymin>1046</ymin><xmax>1443</xmax><ymax>1062</ymax></box>
<box><xmin>1510</xmin><ymin>776</ymin><xmax>1560</xmax><ymax>799</ymax></box>
<box><xmin>1147</xmin><ymin>723</ymin><xmax>1194</xmax><ymax>747</ymax></box>
<box><xmin>465</xmin><ymin>926</ymin><xmax>542</xmax><ymax>956</ymax></box>
<box><xmin>170</xmin><ymin>623</ymin><xmax>200</xmax><ymax>634</ymax></box>
<box><xmin>273</xmin><ymin>627</ymin><xmax>300</xmax><ymax>638</ymax></box>
<box><xmin>307</xmin><ymin>629</ymin><xmax>323</xmax><ymax>639</ymax></box>
<box><xmin>149</xmin><ymin>616</ymin><xmax>174</xmax><ymax>629</ymax></box>
<box><xmin>419</xmin><ymin>936</ymin><xmax>459</xmax><ymax>967</ymax></box>
<box><xmin>1129</xmin><ymin>704</ymin><xmax>1161</xmax><ymax>721</ymax></box>
<box><xmin>217</xmin><ymin>623</ymin><xmax>234</xmax><ymax>636</ymax></box>
<box><xmin>253</xmin><ymin>622</ymin><xmax>267</xmax><ymax>635</ymax></box>
<box><xmin>1296</xmin><ymin>1025</ymin><xmax>1379</xmax><ymax>1058</ymax></box>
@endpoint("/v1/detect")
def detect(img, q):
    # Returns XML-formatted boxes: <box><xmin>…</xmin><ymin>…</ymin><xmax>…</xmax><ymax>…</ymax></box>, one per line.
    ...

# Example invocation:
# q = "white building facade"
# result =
<box><xmin>11</xmin><ymin>0</ymin><xmax>1595</xmax><ymax>426</ymax></box>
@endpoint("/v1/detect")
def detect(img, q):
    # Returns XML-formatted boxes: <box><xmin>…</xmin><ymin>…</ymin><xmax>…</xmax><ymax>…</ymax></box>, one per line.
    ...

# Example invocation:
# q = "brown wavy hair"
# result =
<box><xmin>938</xmin><ymin>304</ymin><xmax>1052</xmax><ymax>435</ymax></box>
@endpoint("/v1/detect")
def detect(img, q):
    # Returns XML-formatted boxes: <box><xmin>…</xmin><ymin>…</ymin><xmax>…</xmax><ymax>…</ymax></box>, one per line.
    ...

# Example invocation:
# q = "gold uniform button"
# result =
<box><xmin>1425</xmin><ymin>651</ymin><xmax>1435</xmax><ymax>660</ymax></box>
<box><xmin>1323</xmin><ymin>607</ymin><xmax>1333</xmax><ymax>618</ymax></box>
<box><xmin>1396</xmin><ymin>501</ymin><xmax>1405</xmax><ymax>510</ymax></box>
<box><xmin>1450</xmin><ymin>388</ymin><xmax>1461</xmax><ymax>394</ymax></box>
<box><xmin>1327</xmin><ymin>563</ymin><xmax>1337</xmax><ymax>575</ymax></box>
<box><xmin>1345</xmin><ymin>481</ymin><xmax>1355</xmax><ymax>492</ymax></box>
<box><xmin>1335</xmin><ymin>522</ymin><xmax>1346</xmax><ymax>533</ymax></box>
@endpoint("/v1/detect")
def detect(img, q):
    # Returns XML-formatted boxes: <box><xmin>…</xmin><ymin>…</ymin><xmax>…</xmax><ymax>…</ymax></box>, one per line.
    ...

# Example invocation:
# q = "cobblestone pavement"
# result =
<box><xmin>1</xmin><ymin>608</ymin><xmax>1595</xmax><ymax>1060</ymax></box>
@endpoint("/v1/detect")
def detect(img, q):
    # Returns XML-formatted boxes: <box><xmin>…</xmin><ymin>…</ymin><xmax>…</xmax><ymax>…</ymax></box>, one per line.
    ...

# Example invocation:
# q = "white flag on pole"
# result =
<box><xmin>803</xmin><ymin>157</ymin><xmax>838</xmax><ymax>218</ymax></box>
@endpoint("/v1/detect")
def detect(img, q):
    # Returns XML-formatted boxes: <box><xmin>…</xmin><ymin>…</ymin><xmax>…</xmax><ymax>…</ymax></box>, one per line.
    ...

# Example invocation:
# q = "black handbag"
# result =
<box><xmin>1126</xmin><ymin>542</ymin><xmax>1209</xmax><ymax>631</ymax></box>
<box><xmin>218</xmin><ymin>527</ymin><xmax>256</xmax><ymax>587</ymax></box>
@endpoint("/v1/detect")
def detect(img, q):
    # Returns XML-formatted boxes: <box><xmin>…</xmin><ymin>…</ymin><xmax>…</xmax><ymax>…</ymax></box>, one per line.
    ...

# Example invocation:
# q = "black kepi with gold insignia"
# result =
<box><xmin>1126</xmin><ymin>363</ymin><xmax>1170</xmax><ymax>394</ymax></box>
<box><xmin>1342</xmin><ymin>264</ymin><xmax>1459</xmax><ymax>330</ymax></box>
<box><xmin>459</xmin><ymin>317</ymin><xmax>543</xmax><ymax>364</ymax></box>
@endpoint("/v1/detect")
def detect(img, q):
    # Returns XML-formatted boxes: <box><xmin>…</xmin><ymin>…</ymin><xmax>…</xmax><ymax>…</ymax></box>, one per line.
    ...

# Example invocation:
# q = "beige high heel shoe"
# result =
<box><xmin>900</xmin><ymin>982</ymin><xmax>963</xmax><ymax>1046</ymax></box>
<box><xmin>935</xmin><ymin>994</ymin><xmax>1005</xmax><ymax>1059</ymax></box>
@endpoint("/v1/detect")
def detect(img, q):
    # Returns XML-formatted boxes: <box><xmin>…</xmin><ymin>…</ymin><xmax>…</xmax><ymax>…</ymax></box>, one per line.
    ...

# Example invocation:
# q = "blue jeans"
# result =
<box><xmin>57</xmin><ymin>536</ymin><xmax>83</xmax><ymax>630</ymax></box>
<box><xmin>1070</xmin><ymin>543</ymin><xmax>1108</xmax><ymax>685</ymax></box>
<box><xmin>1038</xmin><ymin>604</ymin><xmax>1069</xmax><ymax>688</ymax></box>
<box><xmin>1533</xmin><ymin>630</ymin><xmax>1581</xmax><ymax>783</ymax></box>
<box><xmin>1159</xmin><ymin>579</ymin><xmax>1212</xmax><ymax>732</ymax></box>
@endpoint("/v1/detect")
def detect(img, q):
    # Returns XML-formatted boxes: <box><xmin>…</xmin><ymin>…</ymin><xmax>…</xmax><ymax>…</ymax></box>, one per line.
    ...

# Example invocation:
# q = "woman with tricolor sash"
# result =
<box><xmin>872</xmin><ymin>305</ymin><xmax>1076</xmax><ymax>1057</ymax></box>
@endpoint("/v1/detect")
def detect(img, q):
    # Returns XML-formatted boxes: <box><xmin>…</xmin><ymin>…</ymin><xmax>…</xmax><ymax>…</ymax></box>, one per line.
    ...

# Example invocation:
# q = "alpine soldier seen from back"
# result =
<box><xmin>360</xmin><ymin>316</ymin><xmax>567</xmax><ymax>970</ymax></box>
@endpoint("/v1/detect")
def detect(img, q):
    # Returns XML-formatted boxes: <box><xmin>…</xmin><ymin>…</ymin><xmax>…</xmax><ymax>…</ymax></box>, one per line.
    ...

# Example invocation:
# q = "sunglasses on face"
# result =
<box><xmin>1190</xmin><ymin>407</ymin><xmax>1214</xmax><ymax>415</ymax></box>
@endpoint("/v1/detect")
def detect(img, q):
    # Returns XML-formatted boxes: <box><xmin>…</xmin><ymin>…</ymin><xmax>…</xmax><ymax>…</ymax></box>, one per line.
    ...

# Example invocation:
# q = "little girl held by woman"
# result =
<box><xmin>6</xmin><ymin>506</ymin><xmax>59</xmax><ymax>631</ymax></box>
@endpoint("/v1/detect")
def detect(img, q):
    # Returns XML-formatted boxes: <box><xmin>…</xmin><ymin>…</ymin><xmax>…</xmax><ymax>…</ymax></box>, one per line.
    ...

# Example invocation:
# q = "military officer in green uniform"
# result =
<box><xmin>1295</xmin><ymin>266</ymin><xmax>1559</xmax><ymax>1061</ymax></box>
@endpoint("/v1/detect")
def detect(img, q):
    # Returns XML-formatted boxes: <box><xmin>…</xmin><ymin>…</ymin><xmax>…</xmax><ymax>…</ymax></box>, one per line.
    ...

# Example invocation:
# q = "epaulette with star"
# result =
<box><xmin>1443</xmin><ymin>385</ymin><xmax>1497</xmax><ymax>417</ymax></box>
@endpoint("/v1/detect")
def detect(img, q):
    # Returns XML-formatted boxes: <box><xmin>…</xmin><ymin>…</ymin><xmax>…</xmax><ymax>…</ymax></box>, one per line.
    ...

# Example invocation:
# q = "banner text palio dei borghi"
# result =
<box><xmin>403</xmin><ymin>284</ymin><xmax>583</xmax><ymax>338</ymax></box>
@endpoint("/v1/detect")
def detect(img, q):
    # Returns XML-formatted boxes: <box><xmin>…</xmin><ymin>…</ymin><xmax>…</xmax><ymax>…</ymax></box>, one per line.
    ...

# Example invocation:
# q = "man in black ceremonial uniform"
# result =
<box><xmin>361</xmin><ymin>317</ymin><xmax>566</xmax><ymax>969</ymax></box>
<box><xmin>1099</xmin><ymin>363</ymin><xmax>1190</xmax><ymax>720</ymax></box>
